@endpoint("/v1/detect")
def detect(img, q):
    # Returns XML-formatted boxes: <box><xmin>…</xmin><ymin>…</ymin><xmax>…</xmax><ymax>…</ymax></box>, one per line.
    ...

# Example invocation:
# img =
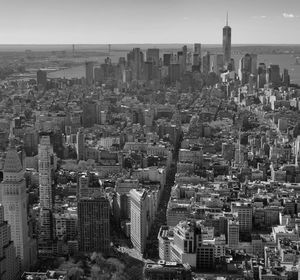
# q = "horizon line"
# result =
<box><xmin>0</xmin><ymin>43</ymin><xmax>300</xmax><ymax>46</ymax></box>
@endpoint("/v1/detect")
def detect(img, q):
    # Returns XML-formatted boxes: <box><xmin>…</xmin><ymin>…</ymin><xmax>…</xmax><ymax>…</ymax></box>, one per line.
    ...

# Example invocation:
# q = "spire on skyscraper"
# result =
<box><xmin>8</xmin><ymin>120</ymin><xmax>15</xmax><ymax>148</ymax></box>
<box><xmin>226</xmin><ymin>12</ymin><xmax>229</xmax><ymax>26</ymax></box>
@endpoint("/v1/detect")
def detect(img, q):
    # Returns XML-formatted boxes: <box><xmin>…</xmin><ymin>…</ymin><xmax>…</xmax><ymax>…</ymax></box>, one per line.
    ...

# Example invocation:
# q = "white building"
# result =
<box><xmin>76</xmin><ymin>128</ymin><xmax>85</xmax><ymax>161</ymax></box>
<box><xmin>171</xmin><ymin>221</ymin><xmax>197</xmax><ymax>268</ymax></box>
<box><xmin>39</xmin><ymin>136</ymin><xmax>54</xmax><ymax>209</ymax></box>
<box><xmin>158</xmin><ymin>226</ymin><xmax>174</xmax><ymax>261</ymax></box>
<box><xmin>0</xmin><ymin>140</ymin><xmax>30</xmax><ymax>270</ymax></box>
<box><xmin>130</xmin><ymin>189</ymin><xmax>155</xmax><ymax>254</ymax></box>
<box><xmin>38</xmin><ymin>136</ymin><xmax>56</xmax><ymax>255</ymax></box>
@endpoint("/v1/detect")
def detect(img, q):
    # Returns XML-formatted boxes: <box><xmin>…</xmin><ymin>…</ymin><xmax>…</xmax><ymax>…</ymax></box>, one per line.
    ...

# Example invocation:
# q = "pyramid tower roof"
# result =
<box><xmin>3</xmin><ymin>147</ymin><xmax>23</xmax><ymax>173</ymax></box>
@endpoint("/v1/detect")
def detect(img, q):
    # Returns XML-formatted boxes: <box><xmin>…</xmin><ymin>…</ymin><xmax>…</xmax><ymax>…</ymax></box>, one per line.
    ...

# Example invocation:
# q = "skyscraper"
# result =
<box><xmin>127</xmin><ymin>48</ymin><xmax>144</xmax><ymax>81</ymax></box>
<box><xmin>85</xmin><ymin>61</ymin><xmax>94</xmax><ymax>86</ymax></box>
<box><xmin>163</xmin><ymin>54</ymin><xmax>171</xmax><ymax>66</ymax></box>
<box><xmin>130</xmin><ymin>189</ymin><xmax>149</xmax><ymax>254</ymax></box>
<box><xmin>78</xmin><ymin>197</ymin><xmax>110</xmax><ymax>254</ymax></box>
<box><xmin>282</xmin><ymin>69</ymin><xmax>290</xmax><ymax>87</ymax></box>
<box><xmin>250</xmin><ymin>53</ymin><xmax>258</xmax><ymax>76</ymax></box>
<box><xmin>202</xmin><ymin>52</ymin><xmax>210</xmax><ymax>76</ymax></box>
<box><xmin>227</xmin><ymin>219</ymin><xmax>239</xmax><ymax>249</ymax></box>
<box><xmin>38</xmin><ymin>136</ymin><xmax>55</xmax><ymax>255</ymax></box>
<box><xmin>82</xmin><ymin>100</ymin><xmax>97</xmax><ymax>128</ymax></box>
<box><xmin>144</xmin><ymin>61</ymin><xmax>154</xmax><ymax>81</ymax></box>
<box><xmin>0</xmin><ymin>136</ymin><xmax>30</xmax><ymax>270</ymax></box>
<box><xmin>169</xmin><ymin>64</ymin><xmax>181</xmax><ymax>83</ymax></box>
<box><xmin>222</xmin><ymin>13</ymin><xmax>231</xmax><ymax>66</ymax></box>
<box><xmin>76</xmin><ymin>128</ymin><xmax>85</xmax><ymax>161</ymax></box>
<box><xmin>193</xmin><ymin>43</ymin><xmax>201</xmax><ymax>71</ymax></box>
<box><xmin>268</xmin><ymin>65</ymin><xmax>281</xmax><ymax>87</ymax></box>
<box><xmin>238</xmin><ymin>53</ymin><xmax>252</xmax><ymax>85</ymax></box>
<box><xmin>194</xmin><ymin>43</ymin><xmax>201</xmax><ymax>55</ymax></box>
<box><xmin>257</xmin><ymin>63</ymin><xmax>267</xmax><ymax>88</ymax></box>
<box><xmin>37</xmin><ymin>69</ymin><xmax>47</xmax><ymax>89</ymax></box>
<box><xmin>231</xmin><ymin>202</ymin><xmax>253</xmax><ymax>234</ymax></box>
<box><xmin>0</xmin><ymin>204</ymin><xmax>19</xmax><ymax>280</ymax></box>
<box><xmin>39</xmin><ymin>136</ymin><xmax>54</xmax><ymax>210</ymax></box>
<box><xmin>212</xmin><ymin>54</ymin><xmax>224</xmax><ymax>75</ymax></box>
<box><xmin>146</xmin><ymin>48</ymin><xmax>160</xmax><ymax>66</ymax></box>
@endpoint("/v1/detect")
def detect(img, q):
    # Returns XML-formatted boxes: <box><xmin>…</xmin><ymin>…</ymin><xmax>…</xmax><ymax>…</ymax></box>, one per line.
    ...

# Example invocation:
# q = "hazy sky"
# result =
<box><xmin>1</xmin><ymin>0</ymin><xmax>300</xmax><ymax>44</ymax></box>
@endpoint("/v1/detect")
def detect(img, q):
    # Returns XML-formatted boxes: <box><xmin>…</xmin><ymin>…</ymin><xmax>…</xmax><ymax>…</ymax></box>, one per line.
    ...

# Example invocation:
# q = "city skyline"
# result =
<box><xmin>1</xmin><ymin>0</ymin><xmax>300</xmax><ymax>44</ymax></box>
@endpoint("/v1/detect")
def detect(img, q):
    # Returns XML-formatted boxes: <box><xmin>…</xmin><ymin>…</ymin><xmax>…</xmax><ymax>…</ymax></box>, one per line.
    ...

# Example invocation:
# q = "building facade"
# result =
<box><xmin>78</xmin><ymin>197</ymin><xmax>110</xmax><ymax>254</ymax></box>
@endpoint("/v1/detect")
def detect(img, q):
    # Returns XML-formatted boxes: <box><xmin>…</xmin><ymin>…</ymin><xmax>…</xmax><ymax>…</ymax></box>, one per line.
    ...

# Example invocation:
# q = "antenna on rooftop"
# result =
<box><xmin>8</xmin><ymin>120</ymin><xmax>15</xmax><ymax>148</ymax></box>
<box><xmin>226</xmin><ymin>12</ymin><xmax>229</xmax><ymax>26</ymax></box>
<box><xmin>108</xmin><ymin>44</ymin><xmax>111</xmax><ymax>57</ymax></box>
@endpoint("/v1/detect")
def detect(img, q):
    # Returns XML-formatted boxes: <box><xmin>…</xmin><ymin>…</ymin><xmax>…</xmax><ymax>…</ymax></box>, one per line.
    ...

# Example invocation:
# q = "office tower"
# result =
<box><xmin>282</xmin><ymin>69</ymin><xmax>290</xmax><ymax>87</ymax></box>
<box><xmin>0</xmin><ymin>205</ymin><xmax>19</xmax><ymax>280</ymax></box>
<box><xmin>223</xmin><ymin>13</ymin><xmax>231</xmax><ymax>66</ymax></box>
<box><xmin>250</xmin><ymin>53</ymin><xmax>258</xmax><ymax>76</ymax></box>
<box><xmin>76</xmin><ymin>128</ymin><xmax>85</xmax><ymax>161</ymax></box>
<box><xmin>78</xmin><ymin>197</ymin><xmax>110</xmax><ymax>254</ymax></box>
<box><xmin>231</xmin><ymin>202</ymin><xmax>253</xmax><ymax>234</ymax></box>
<box><xmin>196</xmin><ymin>243</ymin><xmax>215</xmax><ymax>270</ymax></box>
<box><xmin>94</xmin><ymin>67</ymin><xmax>104</xmax><ymax>83</ymax></box>
<box><xmin>85</xmin><ymin>61</ymin><xmax>94</xmax><ymax>86</ymax></box>
<box><xmin>163</xmin><ymin>53</ymin><xmax>171</xmax><ymax>66</ymax></box>
<box><xmin>38</xmin><ymin>136</ymin><xmax>55</xmax><ymax>255</ymax></box>
<box><xmin>82</xmin><ymin>100</ymin><xmax>97</xmax><ymax>128</ymax></box>
<box><xmin>147</xmin><ymin>48</ymin><xmax>160</xmax><ymax>66</ymax></box>
<box><xmin>268</xmin><ymin>65</ymin><xmax>281</xmax><ymax>87</ymax></box>
<box><xmin>158</xmin><ymin>226</ymin><xmax>173</xmax><ymax>261</ymax></box>
<box><xmin>227</xmin><ymin>220</ymin><xmax>239</xmax><ymax>249</ymax></box>
<box><xmin>169</xmin><ymin>64</ymin><xmax>181</xmax><ymax>83</ymax></box>
<box><xmin>177</xmin><ymin>51</ymin><xmax>184</xmax><ymax>75</ymax></box>
<box><xmin>144</xmin><ymin>61</ymin><xmax>154</xmax><ymax>81</ymax></box>
<box><xmin>238</xmin><ymin>53</ymin><xmax>252</xmax><ymax>85</ymax></box>
<box><xmin>171</xmin><ymin>221</ymin><xmax>196</xmax><ymax>267</ymax></box>
<box><xmin>130</xmin><ymin>189</ymin><xmax>150</xmax><ymax>254</ymax></box>
<box><xmin>257</xmin><ymin>63</ymin><xmax>267</xmax><ymax>88</ymax></box>
<box><xmin>37</xmin><ymin>70</ymin><xmax>47</xmax><ymax>88</ymax></box>
<box><xmin>192</xmin><ymin>43</ymin><xmax>201</xmax><ymax>72</ymax></box>
<box><xmin>177</xmin><ymin>46</ymin><xmax>187</xmax><ymax>75</ymax></box>
<box><xmin>194</xmin><ymin>43</ymin><xmax>201</xmax><ymax>55</ymax></box>
<box><xmin>202</xmin><ymin>52</ymin><xmax>210</xmax><ymax>76</ymax></box>
<box><xmin>212</xmin><ymin>54</ymin><xmax>224</xmax><ymax>74</ymax></box>
<box><xmin>23</xmin><ymin>128</ymin><xmax>39</xmax><ymax>156</ymax></box>
<box><xmin>182</xmin><ymin>45</ymin><xmax>187</xmax><ymax>72</ymax></box>
<box><xmin>0</xmin><ymin>136</ymin><xmax>30</xmax><ymax>269</ymax></box>
<box><xmin>39</xmin><ymin>136</ymin><xmax>54</xmax><ymax>209</ymax></box>
<box><xmin>127</xmin><ymin>48</ymin><xmax>144</xmax><ymax>81</ymax></box>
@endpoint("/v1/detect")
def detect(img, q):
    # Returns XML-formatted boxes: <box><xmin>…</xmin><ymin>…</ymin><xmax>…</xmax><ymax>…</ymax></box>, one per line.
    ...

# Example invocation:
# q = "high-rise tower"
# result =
<box><xmin>78</xmin><ymin>197</ymin><xmax>110</xmax><ymax>254</ymax></box>
<box><xmin>38</xmin><ymin>136</ymin><xmax>55</xmax><ymax>255</ymax></box>
<box><xmin>0</xmin><ymin>134</ymin><xmax>30</xmax><ymax>270</ymax></box>
<box><xmin>223</xmin><ymin>12</ymin><xmax>232</xmax><ymax>66</ymax></box>
<box><xmin>39</xmin><ymin>136</ymin><xmax>54</xmax><ymax>209</ymax></box>
<box><xmin>0</xmin><ymin>204</ymin><xmax>19</xmax><ymax>280</ymax></box>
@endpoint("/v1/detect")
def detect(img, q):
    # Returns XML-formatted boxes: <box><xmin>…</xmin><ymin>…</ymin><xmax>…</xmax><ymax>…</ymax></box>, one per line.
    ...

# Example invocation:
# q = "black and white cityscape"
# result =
<box><xmin>1</xmin><ymin>1</ymin><xmax>300</xmax><ymax>280</ymax></box>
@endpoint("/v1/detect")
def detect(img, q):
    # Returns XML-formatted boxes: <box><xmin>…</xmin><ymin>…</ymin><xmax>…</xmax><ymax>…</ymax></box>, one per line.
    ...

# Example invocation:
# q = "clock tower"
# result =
<box><xmin>0</xmin><ymin>135</ymin><xmax>30</xmax><ymax>271</ymax></box>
